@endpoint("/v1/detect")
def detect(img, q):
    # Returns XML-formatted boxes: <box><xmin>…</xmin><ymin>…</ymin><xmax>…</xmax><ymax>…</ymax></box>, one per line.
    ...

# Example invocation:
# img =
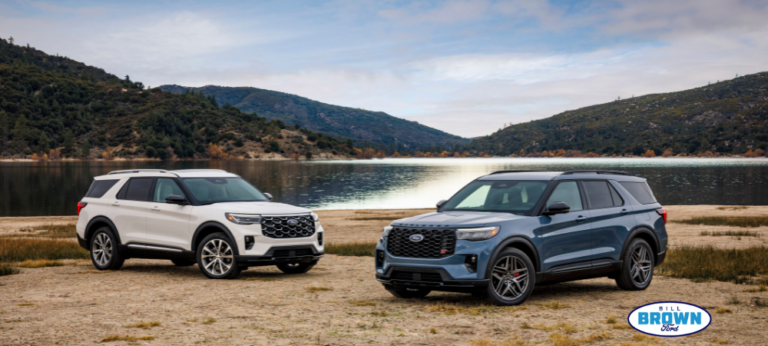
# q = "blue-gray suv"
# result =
<box><xmin>375</xmin><ymin>170</ymin><xmax>668</xmax><ymax>305</ymax></box>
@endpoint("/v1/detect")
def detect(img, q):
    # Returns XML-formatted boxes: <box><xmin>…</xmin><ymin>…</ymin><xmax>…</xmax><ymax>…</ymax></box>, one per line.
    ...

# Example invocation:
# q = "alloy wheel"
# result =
<box><xmin>201</xmin><ymin>239</ymin><xmax>234</xmax><ymax>276</ymax></box>
<box><xmin>92</xmin><ymin>233</ymin><xmax>112</xmax><ymax>266</ymax></box>
<box><xmin>490</xmin><ymin>255</ymin><xmax>529</xmax><ymax>300</ymax></box>
<box><xmin>630</xmin><ymin>245</ymin><xmax>652</xmax><ymax>285</ymax></box>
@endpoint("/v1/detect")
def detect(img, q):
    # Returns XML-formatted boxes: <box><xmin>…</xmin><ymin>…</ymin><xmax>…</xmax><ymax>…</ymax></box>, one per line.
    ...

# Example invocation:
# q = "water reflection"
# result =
<box><xmin>1</xmin><ymin>158</ymin><xmax>766</xmax><ymax>216</ymax></box>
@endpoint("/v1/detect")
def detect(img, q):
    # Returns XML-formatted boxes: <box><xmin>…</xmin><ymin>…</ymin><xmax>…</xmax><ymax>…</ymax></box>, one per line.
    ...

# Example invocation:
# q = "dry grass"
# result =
<box><xmin>427</xmin><ymin>303</ymin><xmax>515</xmax><ymax>316</ymax></box>
<box><xmin>18</xmin><ymin>259</ymin><xmax>65</xmax><ymax>268</ymax></box>
<box><xmin>429</xmin><ymin>327</ymin><xmax>437</xmax><ymax>334</ymax></box>
<box><xmin>612</xmin><ymin>324</ymin><xmax>633</xmax><ymax>330</ymax></box>
<box><xmin>202</xmin><ymin>317</ymin><xmax>216</xmax><ymax>325</ymax></box>
<box><xmin>0</xmin><ymin>237</ymin><xmax>89</xmax><ymax>262</ymax></box>
<box><xmin>0</xmin><ymin>262</ymin><xmax>19</xmax><ymax>276</ymax></box>
<box><xmin>101</xmin><ymin>335</ymin><xmax>155</xmax><ymax>342</ymax></box>
<box><xmin>534</xmin><ymin>301</ymin><xmax>570</xmax><ymax>309</ymax></box>
<box><xmin>753</xmin><ymin>297</ymin><xmax>768</xmax><ymax>307</ymax></box>
<box><xmin>470</xmin><ymin>338</ymin><xmax>530</xmax><ymax>346</ymax></box>
<box><xmin>521</xmin><ymin>322</ymin><xmax>577</xmax><ymax>334</ymax></box>
<box><xmin>674</xmin><ymin>216</ymin><xmax>768</xmax><ymax>227</ymax></box>
<box><xmin>306</xmin><ymin>286</ymin><xmax>333</xmax><ymax>293</ymax></box>
<box><xmin>715</xmin><ymin>307</ymin><xmax>733</xmax><ymax>314</ymax></box>
<box><xmin>324</xmin><ymin>242</ymin><xmax>376</xmax><ymax>257</ymax></box>
<box><xmin>16</xmin><ymin>224</ymin><xmax>77</xmax><ymax>238</ymax></box>
<box><xmin>717</xmin><ymin>206</ymin><xmax>749</xmax><ymax>210</ymax></box>
<box><xmin>126</xmin><ymin>321</ymin><xmax>161</xmax><ymax>329</ymax></box>
<box><xmin>743</xmin><ymin>284</ymin><xmax>768</xmax><ymax>292</ymax></box>
<box><xmin>241</xmin><ymin>276</ymin><xmax>279</xmax><ymax>281</ymax></box>
<box><xmin>78</xmin><ymin>270</ymin><xmax>112</xmax><ymax>274</ymax></box>
<box><xmin>349</xmin><ymin>299</ymin><xmax>377</xmax><ymax>307</ymax></box>
<box><xmin>700</xmin><ymin>230</ymin><xmax>760</xmax><ymax>237</ymax></box>
<box><xmin>16</xmin><ymin>302</ymin><xmax>35</xmax><ymax>306</ymax></box>
<box><xmin>548</xmin><ymin>331</ymin><xmax>612</xmax><ymax>346</ymax></box>
<box><xmin>605</xmin><ymin>315</ymin><xmax>618</xmax><ymax>324</ymax></box>
<box><xmin>352</xmin><ymin>217</ymin><xmax>399</xmax><ymax>221</ymax></box>
<box><xmin>657</xmin><ymin>246</ymin><xmax>768</xmax><ymax>284</ymax></box>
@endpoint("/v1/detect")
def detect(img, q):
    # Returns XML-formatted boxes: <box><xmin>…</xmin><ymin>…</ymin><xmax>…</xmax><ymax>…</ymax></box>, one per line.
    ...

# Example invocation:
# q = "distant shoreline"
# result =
<box><xmin>1</xmin><ymin>156</ymin><xmax>766</xmax><ymax>163</ymax></box>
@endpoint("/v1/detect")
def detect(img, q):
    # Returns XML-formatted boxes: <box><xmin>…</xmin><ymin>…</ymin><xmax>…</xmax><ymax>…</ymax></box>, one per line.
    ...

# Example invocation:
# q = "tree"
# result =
<box><xmin>12</xmin><ymin>114</ymin><xmax>28</xmax><ymax>152</ymax></box>
<box><xmin>62</xmin><ymin>130</ymin><xmax>75</xmax><ymax>156</ymax></box>
<box><xmin>81</xmin><ymin>140</ymin><xmax>91</xmax><ymax>158</ymax></box>
<box><xmin>8</xmin><ymin>36</ymin><xmax>13</xmax><ymax>45</ymax></box>
<box><xmin>37</xmin><ymin>131</ymin><xmax>51</xmax><ymax>153</ymax></box>
<box><xmin>0</xmin><ymin>110</ymin><xmax>7</xmax><ymax>152</ymax></box>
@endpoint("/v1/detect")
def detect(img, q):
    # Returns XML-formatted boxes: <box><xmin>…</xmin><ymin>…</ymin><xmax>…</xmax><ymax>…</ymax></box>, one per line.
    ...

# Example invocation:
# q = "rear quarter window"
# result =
<box><xmin>85</xmin><ymin>179</ymin><xmax>119</xmax><ymax>198</ymax></box>
<box><xmin>619</xmin><ymin>181</ymin><xmax>657</xmax><ymax>204</ymax></box>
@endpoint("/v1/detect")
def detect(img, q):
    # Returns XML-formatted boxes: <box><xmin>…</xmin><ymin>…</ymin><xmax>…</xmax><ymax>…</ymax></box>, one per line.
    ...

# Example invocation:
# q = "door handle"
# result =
<box><xmin>576</xmin><ymin>216</ymin><xmax>587</xmax><ymax>222</ymax></box>
<box><xmin>621</xmin><ymin>209</ymin><xmax>629</xmax><ymax>215</ymax></box>
<box><xmin>112</xmin><ymin>201</ymin><xmax>120</xmax><ymax>207</ymax></box>
<box><xmin>150</xmin><ymin>206</ymin><xmax>160</xmax><ymax>211</ymax></box>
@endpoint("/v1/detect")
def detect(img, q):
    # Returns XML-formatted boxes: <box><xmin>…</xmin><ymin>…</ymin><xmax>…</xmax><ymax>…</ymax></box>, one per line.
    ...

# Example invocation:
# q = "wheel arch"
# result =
<box><xmin>486</xmin><ymin>236</ymin><xmax>541</xmax><ymax>279</ymax></box>
<box><xmin>192</xmin><ymin>221</ymin><xmax>240</xmax><ymax>255</ymax></box>
<box><xmin>621</xmin><ymin>226</ymin><xmax>660</xmax><ymax>264</ymax></box>
<box><xmin>85</xmin><ymin>216</ymin><xmax>122</xmax><ymax>245</ymax></box>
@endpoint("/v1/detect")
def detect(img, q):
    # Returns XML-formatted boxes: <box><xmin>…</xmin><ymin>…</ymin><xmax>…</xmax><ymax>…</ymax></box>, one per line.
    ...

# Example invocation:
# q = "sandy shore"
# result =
<box><xmin>1</xmin><ymin>206</ymin><xmax>768</xmax><ymax>345</ymax></box>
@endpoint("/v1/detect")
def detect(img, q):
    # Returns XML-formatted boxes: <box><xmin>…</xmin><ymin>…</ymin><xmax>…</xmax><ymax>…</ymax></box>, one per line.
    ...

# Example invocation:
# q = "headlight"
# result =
<box><xmin>311</xmin><ymin>212</ymin><xmax>319</xmax><ymax>221</ymax></box>
<box><xmin>382</xmin><ymin>226</ymin><xmax>393</xmax><ymax>237</ymax></box>
<box><xmin>456</xmin><ymin>226</ymin><xmax>499</xmax><ymax>241</ymax></box>
<box><xmin>225</xmin><ymin>213</ymin><xmax>261</xmax><ymax>225</ymax></box>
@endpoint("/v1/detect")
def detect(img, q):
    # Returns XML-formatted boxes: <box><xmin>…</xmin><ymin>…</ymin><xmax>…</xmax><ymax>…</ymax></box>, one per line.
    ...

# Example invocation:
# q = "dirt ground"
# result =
<box><xmin>1</xmin><ymin>206</ymin><xmax>768</xmax><ymax>345</ymax></box>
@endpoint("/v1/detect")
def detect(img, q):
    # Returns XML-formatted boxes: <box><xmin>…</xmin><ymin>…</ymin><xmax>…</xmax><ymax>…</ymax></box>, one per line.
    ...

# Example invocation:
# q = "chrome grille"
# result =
<box><xmin>261</xmin><ymin>215</ymin><xmax>315</xmax><ymax>238</ymax></box>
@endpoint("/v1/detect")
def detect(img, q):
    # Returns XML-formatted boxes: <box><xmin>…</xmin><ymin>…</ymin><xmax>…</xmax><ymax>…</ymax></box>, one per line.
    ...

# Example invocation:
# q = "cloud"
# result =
<box><xmin>378</xmin><ymin>0</ymin><xmax>490</xmax><ymax>24</ymax></box>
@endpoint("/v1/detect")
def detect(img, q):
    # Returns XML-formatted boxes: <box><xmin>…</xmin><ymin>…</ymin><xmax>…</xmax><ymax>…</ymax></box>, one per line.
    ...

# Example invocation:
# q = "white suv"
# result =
<box><xmin>75</xmin><ymin>169</ymin><xmax>324</xmax><ymax>279</ymax></box>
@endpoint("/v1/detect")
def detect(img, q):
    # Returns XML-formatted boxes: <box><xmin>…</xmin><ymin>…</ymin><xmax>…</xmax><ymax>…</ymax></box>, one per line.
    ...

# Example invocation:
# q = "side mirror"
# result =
<box><xmin>165</xmin><ymin>194</ymin><xmax>188</xmax><ymax>205</ymax></box>
<box><xmin>263</xmin><ymin>193</ymin><xmax>273</xmax><ymax>201</ymax></box>
<box><xmin>436</xmin><ymin>199</ymin><xmax>448</xmax><ymax>209</ymax></box>
<box><xmin>543</xmin><ymin>201</ymin><xmax>570</xmax><ymax>215</ymax></box>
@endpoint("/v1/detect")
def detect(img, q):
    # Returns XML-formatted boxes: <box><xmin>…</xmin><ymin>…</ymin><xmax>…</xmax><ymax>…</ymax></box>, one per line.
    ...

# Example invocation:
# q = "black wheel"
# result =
<box><xmin>90</xmin><ymin>227</ymin><xmax>124</xmax><ymax>270</ymax></box>
<box><xmin>616</xmin><ymin>238</ymin><xmax>654</xmax><ymax>290</ymax></box>
<box><xmin>276</xmin><ymin>260</ymin><xmax>317</xmax><ymax>274</ymax></box>
<box><xmin>171</xmin><ymin>259</ymin><xmax>196</xmax><ymax>267</ymax></box>
<box><xmin>196</xmin><ymin>233</ymin><xmax>241</xmax><ymax>279</ymax></box>
<box><xmin>485</xmin><ymin>248</ymin><xmax>535</xmax><ymax>306</ymax></box>
<box><xmin>384</xmin><ymin>285</ymin><xmax>431</xmax><ymax>299</ymax></box>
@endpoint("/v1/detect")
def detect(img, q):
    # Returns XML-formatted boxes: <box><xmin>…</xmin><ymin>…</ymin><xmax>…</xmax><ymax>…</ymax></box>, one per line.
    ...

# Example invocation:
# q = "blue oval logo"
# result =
<box><xmin>287</xmin><ymin>219</ymin><xmax>299</xmax><ymax>226</ymax></box>
<box><xmin>628</xmin><ymin>301</ymin><xmax>711</xmax><ymax>337</ymax></box>
<box><xmin>409</xmin><ymin>234</ymin><xmax>424</xmax><ymax>242</ymax></box>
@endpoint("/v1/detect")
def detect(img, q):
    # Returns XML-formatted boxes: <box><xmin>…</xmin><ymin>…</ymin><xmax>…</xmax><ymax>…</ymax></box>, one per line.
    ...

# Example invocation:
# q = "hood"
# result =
<box><xmin>201</xmin><ymin>201</ymin><xmax>311</xmax><ymax>215</ymax></box>
<box><xmin>392</xmin><ymin>211</ymin><xmax>528</xmax><ymax>228</ymax></box>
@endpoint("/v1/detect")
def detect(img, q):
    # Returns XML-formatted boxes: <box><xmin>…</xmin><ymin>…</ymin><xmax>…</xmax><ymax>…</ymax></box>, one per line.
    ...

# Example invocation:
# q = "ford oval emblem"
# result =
<box><xmin>409</xmin><ymin>234</ymin><xmax>424</xmax><ymax>242</ymax></box>
<box><xmin>628</xmin><ymin>301</ymin><xmax>711</xmax><ymax>337</ymax></box>
<box><xmin>287</xmin><ymin>219</ymin><xmax>299</xmax><ymax>226</ymax></box>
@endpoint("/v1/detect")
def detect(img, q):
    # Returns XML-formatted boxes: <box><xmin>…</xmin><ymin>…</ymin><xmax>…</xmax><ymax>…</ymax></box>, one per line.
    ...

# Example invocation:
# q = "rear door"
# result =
<box><xmin>111</xmin><ymin>177</ymin><xmax>154</xmax><ymax>245</ymax></box>
<box><xmin>582</xmin><ymin>180</ymin><xmax>635</xmax><ymax>263</ymax></box>
<box><xmin>536</xmin><ymin>180</ymin><xmax>593</xmax><ymax>272</ymax></box>
<box><xmin>145</xmin><ymin>178</ymin><xmax>194</xmax><ymax>250</ymax></box>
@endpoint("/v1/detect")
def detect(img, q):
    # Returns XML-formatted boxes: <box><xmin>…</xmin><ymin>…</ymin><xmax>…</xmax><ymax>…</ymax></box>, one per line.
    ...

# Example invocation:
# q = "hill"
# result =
<box><xmin>466</xmin><ymin>72</ymin><xmax>768</xmax><ymax>156</ymax></box>
<box><xmin>159</xmin><ymin>84</ymin><xmax>467</xmax><ymax>150</ymax></box>
<box><xmin>0</xmin><ymin>38</ymin><xmax>352</xmax><ymax>160</ymax></box>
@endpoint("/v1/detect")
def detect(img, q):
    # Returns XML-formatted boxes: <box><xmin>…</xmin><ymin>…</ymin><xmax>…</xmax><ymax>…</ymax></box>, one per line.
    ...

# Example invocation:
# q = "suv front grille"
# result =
<box><xmin>386</xmin><ymin>228</ymin><xmax>456</xmax><ymax>258</ymax></box>
<box><xmin>261</xmin><ymin>215</ymin><xmax>315</xmax><ymax>238</ymax></box>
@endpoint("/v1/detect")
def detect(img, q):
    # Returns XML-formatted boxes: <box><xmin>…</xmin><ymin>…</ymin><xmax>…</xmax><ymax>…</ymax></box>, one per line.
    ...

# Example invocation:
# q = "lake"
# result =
<box><xmin>1</xmin><ymin>158</ymin><xmax>767</xmax><ymax>216</ymax></box>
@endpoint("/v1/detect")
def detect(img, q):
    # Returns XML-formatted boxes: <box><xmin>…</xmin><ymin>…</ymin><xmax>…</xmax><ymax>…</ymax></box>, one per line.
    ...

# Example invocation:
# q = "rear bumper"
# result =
<box><xmin>376</xmin><ymin>265</ymin><xmax>489</xmax><ymax>293</ymax></box>
<box><xmin>77</xmin><ymin>234</ymin><xmax>89</xmax><ymax>250</ymax></box>
<box><xmin>235</xmin><ymin>245</ymin><xmax>323</xmax><ymax>267</ymax></box>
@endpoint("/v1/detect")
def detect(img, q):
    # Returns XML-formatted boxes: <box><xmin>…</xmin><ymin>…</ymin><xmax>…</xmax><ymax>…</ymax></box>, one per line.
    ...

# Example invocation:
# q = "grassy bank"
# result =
<box><xmin>674</xmin><ymin>216</ymin><xmax>768</xmax><ymax>227</ymax></box>
<box><xmin>0</xmin><ymin>237</ymin><xmax>89</xmax><ymax>262</ymax></box>
<box><xmin>17</xmin><ymin>224</ymin><xmax>77</xmax><ymax>238</ymax></box>
<box><xmin>324</xmin><ymin>242</ymin><xmax>377</xmax><ymax>257</ymax></box>
<box><xmin>657</xmin><ymin>246</ymin><xmax>768</xmax><ymax>284</ymax></box>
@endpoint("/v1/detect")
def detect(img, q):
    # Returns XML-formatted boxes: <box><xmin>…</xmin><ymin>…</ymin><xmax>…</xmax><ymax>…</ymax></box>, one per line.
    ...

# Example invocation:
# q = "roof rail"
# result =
<box><xmin>561</xmin><ymin>170</ymin><xmax>630</xmax><ymax>176</ymax></box>
<box><xmin>488</xmin><ymin>170</ymin><xmax>544</xmax><ymax>175</ymax></box>
<box><xmin>107</xmin><ymin>169</ymin><xmax>178</xmax><ymax>176</ymax></box>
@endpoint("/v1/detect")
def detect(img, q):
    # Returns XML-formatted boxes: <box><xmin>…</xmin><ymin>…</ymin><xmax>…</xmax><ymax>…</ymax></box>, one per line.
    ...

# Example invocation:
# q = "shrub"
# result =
<box><xmin>0</xmin><ymin>263</ymin><xmax>19</xmax><ymax>276</ymax></box>
<box><xmin>0</xmin><ymin>238</ymin><xmax>89</xmax><ymax>262</ymax></box>
<box><xmin>657</xmin><ymin>246</ymin><xmax>768</xmax><ymax>284</ymax></box>
<box><xmin>675</xmin><ymin>216</ymin><xmax>768</xmax><ymax>228</ymax></box>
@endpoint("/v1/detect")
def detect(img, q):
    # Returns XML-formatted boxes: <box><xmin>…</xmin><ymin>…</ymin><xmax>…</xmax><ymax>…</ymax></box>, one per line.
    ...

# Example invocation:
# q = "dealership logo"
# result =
<box><xmin>409</xmin><ymin>234</ymin><xmax>424</xmax><ymax>242</ymax></box>
<box><xmin>628</xmin><ymin>301</ymin><xmax>711</xmax><ymax>337</ymax></box>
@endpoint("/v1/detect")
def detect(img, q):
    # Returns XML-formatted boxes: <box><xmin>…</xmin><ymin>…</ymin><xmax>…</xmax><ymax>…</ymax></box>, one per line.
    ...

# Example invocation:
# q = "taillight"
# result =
<box><xmin>77</xmin><ymin>202</ymin><xmax>88</xmax><ymax>215</ymax></box>
<box><xmin>656</xmin><ymin>208</ymin><xmax>667</xmax><ymax>224</ymax></box>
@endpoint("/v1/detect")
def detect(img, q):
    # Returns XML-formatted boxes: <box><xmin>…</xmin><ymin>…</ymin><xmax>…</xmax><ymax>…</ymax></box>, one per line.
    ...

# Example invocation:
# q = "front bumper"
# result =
<box><xmin>377</xmin><ymin>265</ymin><xmax>489</xmax><ymax>293</ymax></box>
<box><xmin>235</xmin><ymin>245</ymin><xmax>323</xmax><ymax>267</ymax></box>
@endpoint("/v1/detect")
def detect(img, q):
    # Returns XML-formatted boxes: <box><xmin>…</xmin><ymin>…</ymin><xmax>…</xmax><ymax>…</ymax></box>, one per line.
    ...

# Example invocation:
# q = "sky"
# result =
<box><xmin>2</xmin><ymin>0</ymin><xmax>768</xmax><ymax>138</ymax></box>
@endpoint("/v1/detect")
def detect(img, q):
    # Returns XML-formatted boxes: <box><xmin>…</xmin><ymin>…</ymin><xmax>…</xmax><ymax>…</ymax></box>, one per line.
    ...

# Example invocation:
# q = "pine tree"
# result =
<box><xmin>0</xmin><ymin>110</ymin><xmax>7</xmax><ymax>150</ymax></box>
<box><xmin>81</xmin><ymin>140</ymin><xmax>91</xmax><ymax>158</ymax></box>
<box><xmin>12</xmin><ymin>114</ymin><xmax>28</xmax><ymax>152</ymax></box>
<box><xmin>63</xmin><ymin>130</ymin><xmax>75</xmax><ymax>156</ymax></box>
<box><xmin>37</xmin><ymin>131</ymin><xmax>50</xmax><ymax>153</ymax></box>
<box><xmin>8</xmin><ymin>36</ymin><xmax>13</xmax><ymax>45</ymax></box>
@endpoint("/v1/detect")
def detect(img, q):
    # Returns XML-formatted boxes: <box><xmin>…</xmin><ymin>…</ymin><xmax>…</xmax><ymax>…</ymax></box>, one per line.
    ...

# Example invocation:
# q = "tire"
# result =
<box><xmin>90</xmin><ymin>227</ymin><xmax>124</xmax><ymax>270</ymax></box>
<box><xmin>196</xmin><ymin>232</ymin><xmax>241</xmax><ymax>279</ymax></box>
<box><xmin>615</xmin><ymin>238</ymin><xmax>654</xmax><ymax>290</ymax></box>
<box><xmin>276</xmin><ymin>260</ymin><xmax>317</xmax><ymax>274</ymax></box>
<box><xmin>171</xmin><ymin>259</ymin><xmax>196</xmax><ymax>267</ymax></box>
<box><xmin>384</xmin><ymin>285</ymin><xmax>431</xmax><ymax>299</ymax></box>
<box><xmin>485</xmin><ymin>248</ymin><xmax>535</xmax><ymax>306</ymax></box>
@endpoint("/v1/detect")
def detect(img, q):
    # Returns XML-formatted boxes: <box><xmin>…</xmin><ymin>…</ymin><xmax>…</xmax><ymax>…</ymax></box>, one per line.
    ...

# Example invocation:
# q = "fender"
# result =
<box><xmin>620</xmin><ymin>226</ymin><xmax>660</xmax><ymax>262</ymax></box>
<box><xmin>85</xmin><ymin>216</ymin><xmax>122</xmax><ymax>245</ymax></box>
<box><xmin>191</xmin><ymin>221</ymin><xmax>240</xmax><ymax>255</ymax></box>
<box><xmin>485</xmin><ymin>236</ymin><xmax>541</xmax><ymax>279</ymax></box>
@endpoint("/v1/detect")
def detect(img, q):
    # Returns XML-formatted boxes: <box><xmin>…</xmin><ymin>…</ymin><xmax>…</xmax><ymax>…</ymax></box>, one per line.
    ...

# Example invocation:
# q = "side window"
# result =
<box><xmin>118</xmin><ymin>178</ymin><xmax>154</xmax><ymax>201</ymax></box>
<box><xmin>545</xmin><ymin>181</ymin><xmax>583</xmax><ymax>211</ymax></box>
<box><xmin>608</xmin><ymin>183</ymin><xmax>624</xmax><ymax>207</ymax></box>
<box><xmin>619</xmin><ymin>181</ymin><xmax>657</xmax><ymax>204</ymax></box>
<box><xmin>154</xmin><ymin>178</ymin><xmax>186</xmax><ymax>203</ymax></box>
<box><xmin>583</xmin><ymin>181</ymin><xmax>614</xmax><ymax>209</ymax></box>
<box><xmin>85</xmin><ymin>179</ymin><xmax>119</xmax><ymax>198</ymax></box>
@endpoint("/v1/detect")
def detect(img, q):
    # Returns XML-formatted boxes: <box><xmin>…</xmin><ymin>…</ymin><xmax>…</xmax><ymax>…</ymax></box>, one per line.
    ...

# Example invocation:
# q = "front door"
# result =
<box><xmin>535</xmin><ymin>180</ymin><xmax>593</xmax><ymax>272</ymax></box>
<box><xmin>145</xmin><ymin>178</ymin><xmax>193</xmax><ymax>250</ymax></box>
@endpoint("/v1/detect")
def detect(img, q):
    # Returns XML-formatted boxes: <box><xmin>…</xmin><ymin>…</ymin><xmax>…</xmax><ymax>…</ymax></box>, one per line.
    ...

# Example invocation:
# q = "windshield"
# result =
<box><xmin>182</xmin><ymin>177</ymin><xmax>268</xmax><ymax>204</ymax></box>
<box><xmin>441</xmin><ymin>180</ymin><xmax>549</xmax><ymax>215</ymax></box>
